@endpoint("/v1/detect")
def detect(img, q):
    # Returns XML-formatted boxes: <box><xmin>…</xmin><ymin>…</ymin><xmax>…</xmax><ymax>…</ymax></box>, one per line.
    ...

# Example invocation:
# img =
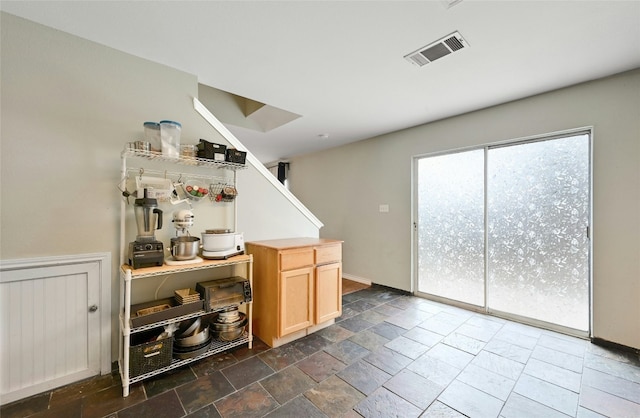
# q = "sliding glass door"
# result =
<box><xmin>416</xmin><ymin>150</ymin><xmax>485</xmax><ymax>307</ymax></box>
<box><xmin>487</xmin><ymin>134</ymin><xmax>590</xmax><ymax>330</ymax></box>
<box><xmin>415</xmin><ymin>132</ymin><xmax>590</xmax><ymax>332</ymax></box>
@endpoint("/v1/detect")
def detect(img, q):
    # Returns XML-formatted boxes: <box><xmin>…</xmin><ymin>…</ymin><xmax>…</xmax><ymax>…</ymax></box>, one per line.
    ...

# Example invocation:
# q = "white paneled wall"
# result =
<box><xmin>0</xmin><ymin>254</ymin><xmax>111</xmax><ymax>404</ymax></box>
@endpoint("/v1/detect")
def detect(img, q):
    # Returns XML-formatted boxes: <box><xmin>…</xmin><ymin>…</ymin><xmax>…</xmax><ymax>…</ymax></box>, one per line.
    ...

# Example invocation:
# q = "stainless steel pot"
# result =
<box><xmin>170</xmin><ymin>236</ymin><xmax>200</xmax><ymax>260</ymax></box>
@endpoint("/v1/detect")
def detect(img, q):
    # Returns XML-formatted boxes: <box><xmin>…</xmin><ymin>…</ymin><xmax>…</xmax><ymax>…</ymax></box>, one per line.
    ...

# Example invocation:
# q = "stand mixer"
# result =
<box><xmin>166</xmin><ymin>209</ymin><xmax>202</xmax><ymax>263</ymax></box>
<box><xmin>128</xmin><ymin>188</ymin><xmax>164</xmax><ymax>269</ymax></box>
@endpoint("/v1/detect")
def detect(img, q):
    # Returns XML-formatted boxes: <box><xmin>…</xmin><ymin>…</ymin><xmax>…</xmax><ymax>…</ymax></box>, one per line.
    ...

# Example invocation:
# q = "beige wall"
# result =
<box><xmin>290</xmin><ymin>69</ymin><xmax>640</xmax><ymax>350</ymax></box>
<box><xmin>0</xmin><ymin>13</ymin><xmax>319</xmax><ymax>361</ymax></box>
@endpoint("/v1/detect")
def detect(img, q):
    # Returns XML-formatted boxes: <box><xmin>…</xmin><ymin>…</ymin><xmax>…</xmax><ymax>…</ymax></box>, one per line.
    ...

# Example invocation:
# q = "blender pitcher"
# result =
<box><xmin>134</xmin><ymin>188</ymin><xmax>163</xmax><ymax>240</ymax></box>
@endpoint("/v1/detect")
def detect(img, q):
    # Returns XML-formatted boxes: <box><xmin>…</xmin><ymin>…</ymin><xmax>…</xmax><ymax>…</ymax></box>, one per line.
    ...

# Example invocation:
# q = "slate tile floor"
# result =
<box><xmin>3</xmin><ymin>285</ymin><xmax>640</xmax><ymax>418</ymax></box>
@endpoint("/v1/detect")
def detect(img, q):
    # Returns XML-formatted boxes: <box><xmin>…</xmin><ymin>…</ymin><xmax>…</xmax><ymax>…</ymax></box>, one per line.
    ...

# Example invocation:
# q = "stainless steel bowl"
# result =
<box><xmin>170</xmin><ymin>236</ymin><xmax>200</xmax><ymax>260</ymax></box>
<box><xmin>175</xmin><ymin>325</ymin><xmax>210</xmax><ymax>347</ymax></box>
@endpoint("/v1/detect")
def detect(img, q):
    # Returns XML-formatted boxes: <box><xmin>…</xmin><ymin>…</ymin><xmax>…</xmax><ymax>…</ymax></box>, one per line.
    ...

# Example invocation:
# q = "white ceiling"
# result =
<box><xmin>2</xmin><ymin>1</ymin><xmax>640</xmax><ymax>163</ymax></box>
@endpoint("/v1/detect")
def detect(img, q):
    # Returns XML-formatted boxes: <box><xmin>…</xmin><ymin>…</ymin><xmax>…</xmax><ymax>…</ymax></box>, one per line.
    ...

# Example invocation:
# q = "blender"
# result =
<box><xmin>128</xmin><ymin>188</ymin><xmax>165</xmax><ymax>268</ymax></box>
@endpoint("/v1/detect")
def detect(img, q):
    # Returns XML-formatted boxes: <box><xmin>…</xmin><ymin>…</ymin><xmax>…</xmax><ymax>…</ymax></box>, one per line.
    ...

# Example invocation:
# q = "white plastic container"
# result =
<box><xmin>143</xmin><ymin>122</ymin><xmax>161</xmax><ymax>152</ymax></box>
<box><xmin>160</xmin><ymin>120</ymin><xmax>181</xmax><ymax>158</ymax></box>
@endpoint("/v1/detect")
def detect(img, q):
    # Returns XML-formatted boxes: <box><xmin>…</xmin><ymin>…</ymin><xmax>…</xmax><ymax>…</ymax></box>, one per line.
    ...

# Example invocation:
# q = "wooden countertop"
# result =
<box><xmin>245</xmin><ymin>237</ymin><xmax>342</xmax><ymax>250</ymax></box>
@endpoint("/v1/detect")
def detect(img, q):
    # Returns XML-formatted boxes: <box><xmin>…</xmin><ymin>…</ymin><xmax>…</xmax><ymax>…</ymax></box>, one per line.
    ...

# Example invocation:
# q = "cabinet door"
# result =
<box><xmin>279</xmin><ymin>266</ymin><xmax>314</xmax><ymax>336</ymax></box>
<box><xmin>315</xmin><ymin>262</ymin><xmax>342</xmax><ymax>324</ymax></box>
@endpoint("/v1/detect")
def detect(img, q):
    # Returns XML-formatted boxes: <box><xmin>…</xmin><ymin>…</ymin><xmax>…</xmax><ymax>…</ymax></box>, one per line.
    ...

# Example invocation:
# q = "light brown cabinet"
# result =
<box><xmin>246</xmin><ymin>238</ymin><xmax>342</xmax><ymax>347</ymax></box>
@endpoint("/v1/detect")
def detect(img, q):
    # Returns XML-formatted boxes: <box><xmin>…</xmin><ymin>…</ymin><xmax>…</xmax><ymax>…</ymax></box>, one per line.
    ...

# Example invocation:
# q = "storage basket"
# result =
<box><xmin>129</xmin><ymin>329</ymin><xmax>173</xmax><ymax>377</ymax></box>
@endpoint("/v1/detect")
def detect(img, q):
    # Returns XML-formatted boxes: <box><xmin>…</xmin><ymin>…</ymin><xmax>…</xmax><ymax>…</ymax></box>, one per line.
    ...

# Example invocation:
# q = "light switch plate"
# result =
<box><xmin>379</xmin><ymin>204</ymin><xmax>389</xmax><ymax>213</ymax></box>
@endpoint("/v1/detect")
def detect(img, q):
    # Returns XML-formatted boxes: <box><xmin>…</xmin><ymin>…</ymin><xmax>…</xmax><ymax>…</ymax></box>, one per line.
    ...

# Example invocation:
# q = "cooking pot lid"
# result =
<box><xmin>205</xmin><ymin>229</ymin><xmax>232</xmax><ymax>234</ymax></box>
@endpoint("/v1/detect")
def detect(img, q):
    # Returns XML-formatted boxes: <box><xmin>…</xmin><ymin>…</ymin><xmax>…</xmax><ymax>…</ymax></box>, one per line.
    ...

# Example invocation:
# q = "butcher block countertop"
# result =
<box><xmin>245</xmin><ymin>237</ymin><xmax>343</xmax><ymax>250</ymax></box>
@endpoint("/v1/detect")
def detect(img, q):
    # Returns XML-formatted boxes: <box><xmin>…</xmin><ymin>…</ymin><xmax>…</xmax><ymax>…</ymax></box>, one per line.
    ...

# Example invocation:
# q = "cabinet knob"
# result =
<box><xmin>88</xmin><ymin>304</ymin><xmax>99</xmax><ymax>313</ymax></box>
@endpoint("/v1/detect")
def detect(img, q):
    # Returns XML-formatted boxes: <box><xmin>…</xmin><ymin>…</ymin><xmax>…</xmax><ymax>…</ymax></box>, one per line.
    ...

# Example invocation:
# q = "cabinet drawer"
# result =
<box><xmin>315</xmin><ymin>244</ymin><xmax>342</xmax><ymax>265</ymax></box>
<box><xmin>280</xmin><ymin>248</ymin><xmax>314</xmax><ymax>271</ymax></box>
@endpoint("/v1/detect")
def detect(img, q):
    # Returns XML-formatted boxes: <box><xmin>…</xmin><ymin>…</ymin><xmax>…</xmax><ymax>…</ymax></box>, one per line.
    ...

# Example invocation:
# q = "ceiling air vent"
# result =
<box><xmin>404</xmin><ymin>31</ymin><xmax>468</xmax><ymax>67</ymax></box>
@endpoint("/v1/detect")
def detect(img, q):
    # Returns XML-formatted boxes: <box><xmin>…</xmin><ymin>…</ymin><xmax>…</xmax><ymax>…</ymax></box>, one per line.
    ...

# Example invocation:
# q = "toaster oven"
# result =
<box><xmin>196</xmin><ymin>276</ymin><xmax>252</xmax><ymax>311</ymax></box>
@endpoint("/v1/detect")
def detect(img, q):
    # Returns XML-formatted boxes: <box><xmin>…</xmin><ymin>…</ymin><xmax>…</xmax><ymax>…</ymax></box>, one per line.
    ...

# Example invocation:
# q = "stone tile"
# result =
<box><xmin>48</xmin><ymin>374</ymin><xmax>116</xmax><ymax>408</ymax></box>
<box><xmin>419</xmin><ymin>314</ymin><xmax>463</xmax><ymax>336</ymax></box>
<box><xmin>1</xmin><ymin>391</ymin><xmax>52</xmax><ymax>418</ymax></box>
<box><xmin>426</xmin><ymin>343</ymin><xmax>474</xmax><ymax>370</ymax></box>
<box><xmin>258</xmin><ymin>343</ymin><xmax>307</xmax><ymax>371</ymax></box>
<box><xmin>537</xmin><ymin>334</ymin><xmax>587</xmax><ymax>358</ymax></box>
<box><xmin>579</xmin><ymin>385</ymin><xmax>640</xmax><ymax>418</ymax></box>
<box><xmin>420</xmin><ymin>400</ymin><xmax>467</xmax><ymax>417</ymax></box>
<box><xmin>28</xmin><ymin>398</ymin><xmax>83</xmax><ymax>418</ymax></box>
<box><xmin>264</xmin><ymin>395</ymin><xmax>327</xmax><ymax>418</ymax></box>
<box><xmin>348</xmin><ymin>329</ymin><xmax>390</xmax><ymax>351</ymax></box>
<box><xmin>530</xmin><ymin>344</ymin><xmax>583</xmax><ymax>373</ymax></box>
<box><xmin>337</xmin><ymin>359</ymin><xmax>391</xmax><ymax>395</ymax></box>
<box><xmin>354</xmin><ymin>387</ymin><xmax>423</xmax><ymax>418</ymax></box>
<box><xmin>220</xmin><ymin>355</ymin><xmax>274</xmax><ymax>390</ymax></box>
<box><xmin>384</xmin><ymin>312</ymin><xmax>425</xmax><ymax>330</ymax></box>
<box><xmin>502</xmin><ymin>321</ymin><xmax>544</xmax><ymax>339</ymax></box>
<box><xmin>384</xmin><ymin>336</ymin><xmax>430</xmax><ymax>359</ymax></box>
<box><xmin>338</xmin><ymin>316</ymin><xmax>375</xmax><ymax>333</ymax></box>
<box><xmin>184</xmin><ymin>404</ymin><xmax>222</xmax><ymax>418</ymax></box>
<box><xmin>80</xmin><ymin>383</ymin><xmax>146</xmax><ymax>418</ymax></box>
<box><xmin>471</xmin><ymin>350</ymin><xmax>525</xmax><ymax>380</ymax></box>
<box><xmin>118</xmin><ymin>390</ymin><xmax>185</xmax><ymax>418</ymax></box>
<box><xmin>191</xmin><ymin>351</ymin><xmax>238</xmax><ymax>377</ymax></box>
<box><xmin>387</xmin><ymin>296</ymin><xmax>420</xmax><ymax>310</ymax></box>
<box><xmin>364</xmin><ymin>347</ymin><xmax>413</xmax><ymax>376</ymax></box>
<box><xmin>324</xmin><ymin>339</ymin><xmax>370</xmax><ymax>364</ymax></box>
<box><xmin>576</xmin><ymin>406</ymin><xmax>607</xmax><ymax>418</ymax></box>
<box><xmin>407</xmin><ymin>353</ymin><xmax>461</xmax><ymax>387</ymax></box>
<box><xmin>466</xmin><ymin>314</ymin><xmax>506</xmax><ymax>330</ymax></box>
<box><xmin>316</xmin><ymin>324</ymin><xmax>354</xmax><ymax>342</ymax></box>
<box><xmin>455</xmin><ymin>322</ymin><xmax>501</xmax><ymax>342</ymax></box>
<box><xmin>215</xmin><ymin>382</ymin><xmax>279</xmax><ymax>418</ymax></box>
<box><xmin>582</xmin><ymin>367</ymin><xmax>640</xmax><ymax>404</ymax></box>
<box><xmin>370</xmin><ymin>321</ymin><xmax>407</xmax><ymax>340</ymax></box>
<box><xmin>403</xmin><ymin>326</ymin><xmax>443</xmax><ymax>347</ymax></box>
<box><xmin>355</xmin><ymin>308</ymin><xmax>389</xmax><ymax>325</ymax></box>
<box><xmin>584</xmin><ymin>352</ymin><xmax>640</xmax><ymax>384</ymax></box>
<box><xmin>296</xmin><ymin>350</ymin><xmax>347</xmax><ymax>382</ymax></box>
<box><xmin>438</xmin><ymin>380</ymin><xmax>504</xmax><ymax>418</ymax></box>
<box><xmin>346</xmin><ymin>298</ymin><xmax>381</xmax><ymax>312</ymax></box>
<box><xmin>384</xmin><ymin>369</ymin><xmax>443</xmax><ymax>410</ymax></box>
<box><xmin>305</xmin><ymin>375</ymin><xmax>365</xmax><ymax>416</ymax></box>
<box><xmin>501</xmin><ymin>392</ymin><xmax>570</xmax><ymax>418</ymax></box>
<box><xmin>587</xmin><ymin>342</ymin><xmax>640</xmax><ymax>366</ymax></box>
<box><xmin>288</xmin><ymin>333</ymin><xmax>332</xmax><ymax>356</ymax></box>
<box><xmin>493</xmin><ymin>329</ymin><xmax>539</xmax><ymax>350</ymax></box>
<box><xmin>373</xmin><ymin>303</ymin><xmax>405</xmax><ymax>317</ymax></box>
<box><xmin>230</xmin><ymin>337</ymin><xmax>270</xmax><ymax>362</ymax></box>
<box><xmin>337</xmin><ymin>306</ymin><xmax>362</xmax><ymax>322</ymax></box>
<box><xmin>342</xmin><ymin>291</ymin><xmax>366</xmax><ymax>304</ymax></box>
<box><xmin>513</xmin><ymin>374</ymin><xmax>578</xmax><ymax>416</ymax></box>
<box><xmin>143</xmin><ymin>366</ymin><xmax>197</xmax><ymax>398</ymax></box>
<box><xmin>523</xmin><ymin>357</ymin><xmax>582</xmax><ymax>393</ymax></box>
<box><xmin>260</xmin><ymin>365</ymin><xmax>317</xmax><ymax>404</ymax></box>
<box><xmin>175</xmin><ymin>371</ymin><xmax>235</xmax><ymax>414</ymax></box>
<box><xmin>442</xmin><ymin>332</ymin><xmax>486</xmax><ymax>355</ymax></box>
<box><xmin>457</xmin><ymin>363</ymin><xmax>516</xmax><ymax>401</ymax></box>
<box><xmin>483</xmin><ymin>338</ymin><xmax>532</xmax><ymax>364</ymax></box>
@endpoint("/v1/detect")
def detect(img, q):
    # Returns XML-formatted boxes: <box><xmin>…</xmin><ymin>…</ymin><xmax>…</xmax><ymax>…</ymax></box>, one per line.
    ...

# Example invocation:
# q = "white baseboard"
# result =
<box><xmin>342</xmin><ymin>273</ymin><xmax>372</xmax><ymax>285</ymax></box>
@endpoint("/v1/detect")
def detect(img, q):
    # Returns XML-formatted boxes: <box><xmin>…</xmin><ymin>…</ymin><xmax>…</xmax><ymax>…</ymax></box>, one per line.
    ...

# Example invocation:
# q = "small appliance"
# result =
<box><xmin>201</xmin><ymin>230</ymin><xmax>245</xmax><ymax>259</ymax></box>
<box><xmin>166</xmin><ymin>209</ymin><xmax>202</xmax><ymax>263</ymax></box>
<box><xmin>128</xmin><ymin>188</ymin><xmax>164</xmax><ymax>269</ymax></box>
<box><xmin>196</xmin><ymin>276</ymin><xmax>252</xmax><ymax>311</ymax></box>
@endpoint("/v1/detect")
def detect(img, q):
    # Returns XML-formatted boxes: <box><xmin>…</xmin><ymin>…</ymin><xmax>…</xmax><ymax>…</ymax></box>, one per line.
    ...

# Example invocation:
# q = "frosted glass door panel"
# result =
<box><xmin>487</xmin><ymin>135</ymin><xmax>590</xmax><ymax>330</ymax></box>
<box><xmin>417</xmin><ymin>150</ymin><xmax>485</xmax><ymax>306</ymax></box>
